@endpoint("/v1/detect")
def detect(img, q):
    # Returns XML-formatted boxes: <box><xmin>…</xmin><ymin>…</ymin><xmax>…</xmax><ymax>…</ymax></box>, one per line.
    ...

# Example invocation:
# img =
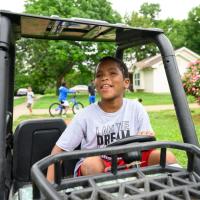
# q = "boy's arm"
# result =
<box><xmin>47</xmin><ymin>145</ymin><xmax>64</xmax><ymax>182</ymax></box>
<box><xmin>69</xmin><ymin>89</ymin><xmax>76</xmax><ymax>94</ymax></box>
<box><xmin>136</xmin><ymin>102</ymin><xmax>155</xmax><ymax>136</ymax></box>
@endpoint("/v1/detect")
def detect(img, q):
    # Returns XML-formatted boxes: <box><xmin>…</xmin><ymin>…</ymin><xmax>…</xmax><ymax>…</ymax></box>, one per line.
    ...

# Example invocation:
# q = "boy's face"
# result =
<box><xmin>28</xmin><ymin>87</ymin><xmax>32</xmax><ymax>92</ymax></box>
<box><xmin>95</xmin><ymin>60</ymin><xmax>129</xmax><ymax>101</ymax></box>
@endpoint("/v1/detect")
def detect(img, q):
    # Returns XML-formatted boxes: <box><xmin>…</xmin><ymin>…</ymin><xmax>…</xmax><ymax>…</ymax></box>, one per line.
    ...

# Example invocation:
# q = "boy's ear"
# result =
<box><xmin>124</xmin><ymin>78</ymin><xmax>130</xmax><ymax>89</ymax></box>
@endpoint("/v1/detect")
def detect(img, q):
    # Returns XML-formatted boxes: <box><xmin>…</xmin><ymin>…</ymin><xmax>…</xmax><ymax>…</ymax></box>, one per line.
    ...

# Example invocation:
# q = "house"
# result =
<box><xmin>132</xmin><ymin>47</ymin><xmax>200</xmax><ymax>93</ymax></box>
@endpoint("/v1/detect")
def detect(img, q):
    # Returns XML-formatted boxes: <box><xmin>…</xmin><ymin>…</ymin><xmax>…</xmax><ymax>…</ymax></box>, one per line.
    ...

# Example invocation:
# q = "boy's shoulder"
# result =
<box><xmin>83</xmin><ymin>103</ymin><xmax>98</xmax><ymax>113</ymax></box>
<box><xmin>76</xmin><ymin>103</ymin><xmax>97</xmax><ymax>115</ymax></box>
<box><xmin>123</xmin><ymin>98</ymin><xmax>144</xmax><ymax>110</ymax></box>
<box><xmin>73</xmin><ymin>103</ymin><xmax>98</xmax><ymax>123</ymax></box>
<box><xmin>124</xmin><ymin>98</ymin><xmax>140</xmax><ymax>105</ymax></box>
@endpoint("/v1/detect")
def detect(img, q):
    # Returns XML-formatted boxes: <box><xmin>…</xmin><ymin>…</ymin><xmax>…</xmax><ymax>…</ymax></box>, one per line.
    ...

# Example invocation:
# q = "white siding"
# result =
<box><xmin>143</xmin><ymin>69</ymin><xmax>153</xmax><ymax>92</ymax></box>
<box><xmin>176</xmin><ymin>55</ymin><xmax>190</xmax><ymax>76</ymax></box>
<box><xmin>153</xmin><ymin>63</ymin><xmax>170</xmax><ymax>93</ymax></box>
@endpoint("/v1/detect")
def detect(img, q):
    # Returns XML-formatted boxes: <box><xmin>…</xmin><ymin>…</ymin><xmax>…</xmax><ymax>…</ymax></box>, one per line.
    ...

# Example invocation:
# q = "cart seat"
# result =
<box><xmin>13</xmin><ymin>118</ymin><xmax>66</xmax><ymax>191</ymax></box>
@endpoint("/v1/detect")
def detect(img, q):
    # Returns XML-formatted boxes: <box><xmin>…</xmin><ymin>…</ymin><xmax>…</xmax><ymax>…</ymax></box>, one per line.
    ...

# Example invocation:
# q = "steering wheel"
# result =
<box><xmin>107</xmin><ymin>135</ymin><xmax>156</xmax><ymax>164</ymax></box>
<box><xmin>108</xmin><ymin>135</ymin><xmax>156</xmax><ymax>147</ymax></box>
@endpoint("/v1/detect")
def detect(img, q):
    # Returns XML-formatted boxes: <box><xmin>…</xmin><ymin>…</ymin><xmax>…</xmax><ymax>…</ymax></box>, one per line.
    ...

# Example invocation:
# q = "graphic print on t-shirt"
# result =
<box><xmin>96</xmin><ymin>121</ymin><xmax>130</xmax><ymax>148</ymax></box>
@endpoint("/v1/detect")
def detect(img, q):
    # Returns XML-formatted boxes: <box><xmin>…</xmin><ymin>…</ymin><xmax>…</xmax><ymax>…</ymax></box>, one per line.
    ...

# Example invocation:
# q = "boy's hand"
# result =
<box><xmin>137</xmin><ymin>131</ymin><xmax>155</xmax><ymax>136</ymax></box>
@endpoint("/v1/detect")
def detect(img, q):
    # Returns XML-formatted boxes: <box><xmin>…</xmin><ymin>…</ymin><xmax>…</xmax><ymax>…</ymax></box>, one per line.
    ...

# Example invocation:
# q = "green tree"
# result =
<box><xmin>125</xmin><ymin>3</ymin><xmax>188</xmax><ymax>61</ymax></box>
<box><xmin>157</xmin><ymin>18</ymin><xmax>187</xmax><ymax>49</ymax></box>
<box><xmin>139</xmin><ymin>2</ymin><xmax>161</xmax><ymax>19</ymax></box>
<box><xmin>16</xmin><ymin>0</ymin><xmax>121</xmax><ymax>93</ymax></box>
<box><xmin>185</xmin><ymin>6</ymin><xmax>200</xmax><ymax>54</ymax></box>
<box><xmin>124</xmin><ymin>3</ymin><xmax>161</xmax><ymax>61</ymax></box>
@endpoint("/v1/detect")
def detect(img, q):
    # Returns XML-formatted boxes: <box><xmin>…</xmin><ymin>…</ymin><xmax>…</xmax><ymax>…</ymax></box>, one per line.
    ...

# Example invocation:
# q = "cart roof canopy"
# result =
<box><xmin>0</xmin><ymin>10</ymin><xmax>163</xmax><ymax>45</ymax></box>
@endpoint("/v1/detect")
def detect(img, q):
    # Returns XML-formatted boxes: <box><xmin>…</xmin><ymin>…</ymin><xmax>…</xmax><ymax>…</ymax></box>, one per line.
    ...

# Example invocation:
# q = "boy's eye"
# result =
<box><xmin>110</xmin><ymin>71</ymin><xmax>117</xmax><ymax>75</ymax></box>
<box><xmin>95</xmin><ymin>71</ymin><xmax>118</xmax><ymax>78</ymax></box>
<box><xmin>96</xmin><ymin>73</ymin><xmax>102</xmax><ymax>78</ymax></box>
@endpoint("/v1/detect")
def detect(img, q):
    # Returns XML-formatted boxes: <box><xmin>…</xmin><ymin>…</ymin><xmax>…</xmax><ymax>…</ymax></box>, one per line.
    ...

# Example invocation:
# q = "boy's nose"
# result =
<box><xmin>101</xmin><ymin>74</ymin><xmax>109</xmax><ymax>81</ymax></box>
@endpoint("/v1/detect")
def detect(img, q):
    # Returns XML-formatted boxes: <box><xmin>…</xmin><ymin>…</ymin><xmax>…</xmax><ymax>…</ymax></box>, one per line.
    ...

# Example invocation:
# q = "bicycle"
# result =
<box><xmin>49</xmin><ymin>94</ymin><xmax>84</xmax><ymax>117</ymax></box>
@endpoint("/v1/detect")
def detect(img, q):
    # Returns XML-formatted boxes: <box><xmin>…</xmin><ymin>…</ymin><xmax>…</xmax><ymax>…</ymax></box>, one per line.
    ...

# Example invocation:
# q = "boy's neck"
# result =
<box><xmin>98</xmin><ymin>98</ymin><xmax>123</xmax><ymax>112</ymax></box>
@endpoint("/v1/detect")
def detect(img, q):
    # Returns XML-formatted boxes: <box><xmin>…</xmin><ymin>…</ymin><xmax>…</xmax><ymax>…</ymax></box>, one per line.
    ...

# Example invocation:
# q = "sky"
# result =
<box><xmin>0</xmin><ymin>0</ymin><xmax>199</xmax><ymax>20</ymax></box>
<box><xmin>110</xmin><ymin>0</ymin><xmax>200</xmax><ymax>19</ymax></box>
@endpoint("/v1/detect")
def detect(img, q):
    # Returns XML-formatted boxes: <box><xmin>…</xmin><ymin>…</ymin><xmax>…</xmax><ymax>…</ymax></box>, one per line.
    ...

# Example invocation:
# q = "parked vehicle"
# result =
<box><xmin>70</xmin><ymin>85</ymin><xmax>88</xmax><ymax>93</ymax></box>
<box><xmin>0</xmin><ymin>11</ymin><xmax>200</xmax><ymax>200</ymax></box>
<box><xmin>16</xmin><ymin>88</ymin><xmax>27</xmax><ymax>96</ymax></box>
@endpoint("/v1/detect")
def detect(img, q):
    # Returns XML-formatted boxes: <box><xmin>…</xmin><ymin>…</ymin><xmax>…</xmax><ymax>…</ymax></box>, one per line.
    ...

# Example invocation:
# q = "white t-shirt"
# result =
<box><xmin>27</xmin><ymin>91</ymin><xmax>34</xmax><ymax>104</ymax></box>
<box><xmin>56</xmin><ymin>98</ymin><xmax>153</xmax><ymax>175</ymax></box>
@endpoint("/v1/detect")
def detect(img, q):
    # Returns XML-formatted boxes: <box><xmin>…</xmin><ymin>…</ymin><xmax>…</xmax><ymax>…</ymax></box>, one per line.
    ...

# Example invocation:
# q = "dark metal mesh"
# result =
<box><xmin>57</xmin><ymin>167</ymin><xmax>200</xmax><ymax>200</ymax></box>
<box><xmin>31</xmin><ymin>142</ymin><xmax>200</xmax><ymax>200</ymax></box>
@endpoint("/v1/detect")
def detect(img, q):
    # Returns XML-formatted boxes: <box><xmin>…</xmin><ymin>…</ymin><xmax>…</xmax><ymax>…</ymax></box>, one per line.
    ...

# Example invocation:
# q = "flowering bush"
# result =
<box><xmin>182</xmin><ymin>59</ymin><xmax>200</xmax><ymax>104</ymax></box>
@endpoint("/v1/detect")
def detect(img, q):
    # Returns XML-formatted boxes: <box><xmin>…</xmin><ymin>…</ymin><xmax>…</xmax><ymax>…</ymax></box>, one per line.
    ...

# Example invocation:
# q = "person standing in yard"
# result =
<box><xmin>88</xmin><ymin>79</ymin><xmax>96</xmax><ymax>104</ymax></box>
<box><xmin>26</xmin><ymin>86</ymin><xmax>34</xmax><ymax>114</ymax></box>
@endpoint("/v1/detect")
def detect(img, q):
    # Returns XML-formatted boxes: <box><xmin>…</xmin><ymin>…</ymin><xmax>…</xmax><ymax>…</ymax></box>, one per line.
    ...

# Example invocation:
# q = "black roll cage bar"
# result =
<box><xmin>0</xmin><ymin>11</ymin><xmax>199</xmax><ymax>199</ymax></box>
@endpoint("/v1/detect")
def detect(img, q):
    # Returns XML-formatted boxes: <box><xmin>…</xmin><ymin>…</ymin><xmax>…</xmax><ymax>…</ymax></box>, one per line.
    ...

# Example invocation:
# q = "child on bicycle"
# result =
<box><xmin>58</xmin><ymin>81</ymin><xmax>75</xmax><ymax>114</ymax></box>
<box><xmin>47</xmin><ymin>56</ymin><xmax>176</xmax><ymax>181</ymax></box>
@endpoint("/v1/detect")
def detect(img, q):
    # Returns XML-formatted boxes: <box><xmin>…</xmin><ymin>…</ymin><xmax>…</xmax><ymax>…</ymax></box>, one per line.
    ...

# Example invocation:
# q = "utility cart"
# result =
<box><xmin>0</xmin><ymin>10</ymin><xmax>200</xmax><ymax>200</ymax></box>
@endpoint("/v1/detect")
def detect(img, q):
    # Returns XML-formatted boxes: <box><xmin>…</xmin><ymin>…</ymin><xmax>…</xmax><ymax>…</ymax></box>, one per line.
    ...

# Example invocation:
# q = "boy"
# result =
<box><xmin>58</xmin><ymin>81</ymin><xmax>75</xmax><ymax>113</ymax></box>
<box><xmin>88</xmin><ymin>79</ymin><xmax>96</xmax><ymax>104</ymax></box>
<box><xmin>47</xmin><ymin>56</ymin><xmax>176</xmax><ymax>181</ymax></box>
<box><xmin>26</xmin><ymin>86</ymin><xmax>34</xmax><ymax>114</ymax></box>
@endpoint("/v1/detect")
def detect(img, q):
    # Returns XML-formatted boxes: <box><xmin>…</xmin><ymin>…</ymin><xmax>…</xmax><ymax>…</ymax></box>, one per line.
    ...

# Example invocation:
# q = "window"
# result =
<box><xmin>134</xmin><ymin>73</ymin><xmax>140</xmax><ymax>86</ymax></box>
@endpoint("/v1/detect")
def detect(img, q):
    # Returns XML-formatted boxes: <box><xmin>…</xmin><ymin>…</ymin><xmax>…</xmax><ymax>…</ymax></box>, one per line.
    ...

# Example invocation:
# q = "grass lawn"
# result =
<box><xmin>13</xmin><ymin>114</ymin><xmax>51</xmax><ymax>130</ymax></box>
<box><xmin>13</xmin><ymin>108</ymin><xmax>200</xmax><ymax>167</ymax></box>
<box><xmin>13</xmin><ymin>113</ymin><xmax>74</xmax><ymax>131</ymax></box>
<box><xmin>149</xmin><ymin>108</ymin><xmax>200</xmax><ymax>167</ymax></box>
<box><xmin>125</xmin><ymin>92</ymin><xmax>173</xmax><ymax>105</ymax></box>
<box><xmin>33</xmin><ymin>92</ymin><xmax>196</xmax><ymax>109</ymax></box>
<box><xmin>126</xmin><ymin>92</ymin><xmax>196</xmax><ymax>105</ymax></box>
<box><xmin>14</xmin><ymin>96</ymin><xmax>26</xmax><ymax>106</ymax></box>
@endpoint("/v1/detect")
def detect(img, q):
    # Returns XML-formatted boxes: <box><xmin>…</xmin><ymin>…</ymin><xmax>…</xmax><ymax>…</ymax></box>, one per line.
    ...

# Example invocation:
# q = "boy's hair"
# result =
<box><xmin>98</xmin><ymin>56</ymin><xmax>129</xmax><ymax>78</ymax></box>
<box><xmin>61</xmin><ymin>81</ymin><xmax>66</xmax><ymax>87</ymax></box>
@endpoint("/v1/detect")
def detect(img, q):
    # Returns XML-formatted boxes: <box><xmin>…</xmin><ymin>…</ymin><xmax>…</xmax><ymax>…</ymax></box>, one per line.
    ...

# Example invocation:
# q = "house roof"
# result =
<box><xmin>134</xmin><ymin>54</ymin><xmax>162</xmax><ymax>69</ymax></box>
<box><xmin>134</xmin><ymin>47</ymin><xmax>200</xmax><ymax>69</ymax></box>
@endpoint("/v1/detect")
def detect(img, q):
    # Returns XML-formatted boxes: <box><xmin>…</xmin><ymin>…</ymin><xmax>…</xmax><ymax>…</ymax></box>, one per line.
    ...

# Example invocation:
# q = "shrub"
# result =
<box><xmin>182</xmin><ymin>59</ymin><xmax>200</xmax><ymax>103</ymax></box>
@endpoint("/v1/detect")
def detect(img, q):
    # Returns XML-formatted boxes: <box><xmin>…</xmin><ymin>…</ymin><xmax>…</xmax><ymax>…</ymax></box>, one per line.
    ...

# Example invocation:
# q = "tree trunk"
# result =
<box><xmin>56</xmin><ymin>78</ymin><xmax>62</xmax><ymax>95</ymax></box>
<box><xmin>56</xmin><ymin>61</ymin><xmax>74</xmax><ymax>95</ymax></box>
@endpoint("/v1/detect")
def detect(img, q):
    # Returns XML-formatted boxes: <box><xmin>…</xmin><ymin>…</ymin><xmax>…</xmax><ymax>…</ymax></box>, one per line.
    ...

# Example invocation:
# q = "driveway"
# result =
<box><xmin>13</xmin><ymin>103</ymin><xmax>48</xmax><ymax>120</ymax></box>
<box><xmin>13</xmin><ymin>95</ymin><xmax>74</xmax><ymax>121</ymax></box>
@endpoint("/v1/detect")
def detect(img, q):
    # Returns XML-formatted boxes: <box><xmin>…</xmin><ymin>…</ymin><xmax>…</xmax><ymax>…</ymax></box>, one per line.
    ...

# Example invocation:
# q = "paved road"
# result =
<box><xmin>13</xmin><ymin>103</ymin><xmax>48</xmax><ymax>120</ymax></box>
<box><xmin>13</xmin><ymin>95</ymin><xmax>48</xmax><ymax>120</ymax></box>
<box><xmin>13</xmin><ymin>100</ymin><xmax>199</xmax><ymax>121</ymax></box>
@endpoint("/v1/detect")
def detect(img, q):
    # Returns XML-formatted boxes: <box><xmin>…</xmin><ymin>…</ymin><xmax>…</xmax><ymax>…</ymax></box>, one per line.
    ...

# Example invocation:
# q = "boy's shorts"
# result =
<box><xmin>26</xmin><ymin>103</ymin><xmax>32</xmax><ymax>108</ymax></box>
<box><xmin>60</xmin><ymin>100</ymin><xmax>69</xmax><ymax>107</ymax></box>
<box><xmin>77</xmin><ymin>150</ymin><xmax>153</xmax><ymax>176</ymax></box>
<box><xmin>89</xmin><ymin>95</ymin><xmax>95</xmax><ymax>104</ymax></box>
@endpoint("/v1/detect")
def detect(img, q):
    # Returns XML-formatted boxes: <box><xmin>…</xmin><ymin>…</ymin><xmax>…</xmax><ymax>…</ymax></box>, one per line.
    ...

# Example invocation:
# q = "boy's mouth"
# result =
<box><xmin>100</xmin><ymin>84</ymin><xmax>113</xmax><ymax>89</ymax></box>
